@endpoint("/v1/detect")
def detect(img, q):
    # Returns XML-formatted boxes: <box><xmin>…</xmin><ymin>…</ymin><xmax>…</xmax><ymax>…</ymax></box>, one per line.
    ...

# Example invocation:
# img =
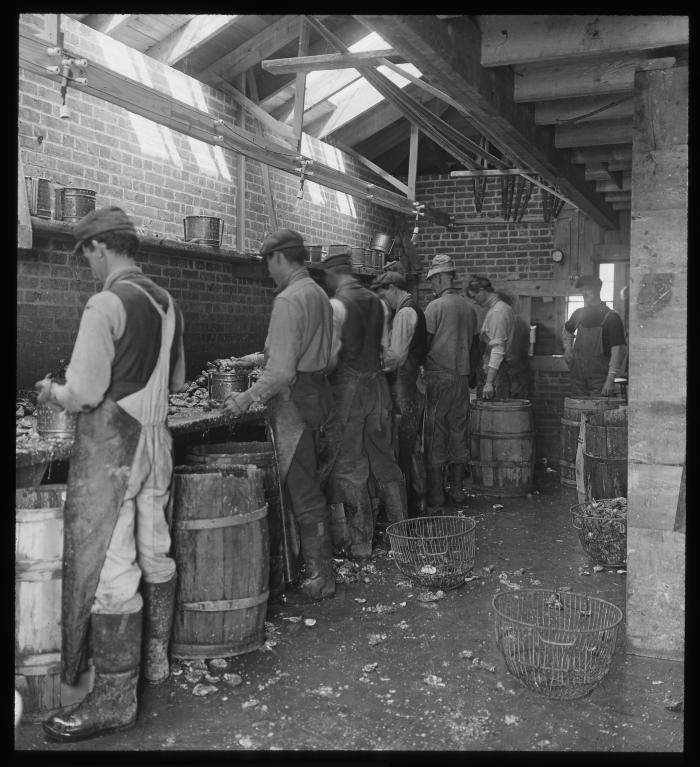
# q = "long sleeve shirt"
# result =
<box><xmin>247</xmin><ymin>267</ymin><xmax>332</xmax><ymax>403</ymax></box>
<box><xmin>481</xmin><ymin>297</ymin><xmax>514</xmax><ymax>370</ymax></box>
<box><xmin>52</xmin><ymin>266</ymin><xmax>186</xmax><ymax>413</ymax></box>
<box><xmin>383</xmin><ymin>305</ymin><xmax>418</xmax><ymax>372</ymax></box>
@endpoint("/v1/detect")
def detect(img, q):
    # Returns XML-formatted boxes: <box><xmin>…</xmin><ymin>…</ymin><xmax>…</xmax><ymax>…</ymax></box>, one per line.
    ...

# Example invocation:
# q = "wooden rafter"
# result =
<box><xmin>80</xmin><ymin>13</ymin><xmax>133</xmax><ymax>35</ymax></box>
<box><xmin>262</xmin><ymin>49</ymin><xmax>398</xmax><ymax>75</ymax></box>
<box><xmin>145</xmin><ymin>15</ymin><xmax>240</xmax><ymax>66</ymax></box>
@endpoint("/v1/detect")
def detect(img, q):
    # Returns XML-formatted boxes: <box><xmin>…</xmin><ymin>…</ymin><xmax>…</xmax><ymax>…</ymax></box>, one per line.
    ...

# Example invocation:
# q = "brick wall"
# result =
<box><xmin>527</xmin><ymin>364</ymin><xmax>571</xmax><ymax>465</ymax></box>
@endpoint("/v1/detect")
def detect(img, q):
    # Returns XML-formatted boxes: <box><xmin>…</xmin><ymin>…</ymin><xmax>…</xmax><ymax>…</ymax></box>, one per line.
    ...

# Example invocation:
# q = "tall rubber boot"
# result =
<box><xmin>298</xmin><ymin>521</ymin><xmax>335</xmax><ymax>601</ymax></box>
<box><xmin>447</xmin><ymin>463</ymin><xmax>466</xmax><ymax>505</ymax></box>
<box><xmin>43</xmin><ymin>611</ymin><xmax>141</xmax><ymax>742</ymax></box>
<box><xmin>426</xmin><ymin>464</ymin><xmax>446</xmax><ymax>510</ymax></box>
<box><xmin>378</xmin><ymin>480</ymin><xmax>408</xmax><ymax>524</ymax></box>
<box><xmin>141</xmin><ymin>574</ymin><xmax>177</xmax><ymax>685</ymax></box>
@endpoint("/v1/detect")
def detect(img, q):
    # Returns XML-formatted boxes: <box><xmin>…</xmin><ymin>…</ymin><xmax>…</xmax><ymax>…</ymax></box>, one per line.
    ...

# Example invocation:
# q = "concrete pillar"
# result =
<box><xmin>626</xmin><ymin>65</ymin><xmax>687</xmax><ymax>659</ymax></box>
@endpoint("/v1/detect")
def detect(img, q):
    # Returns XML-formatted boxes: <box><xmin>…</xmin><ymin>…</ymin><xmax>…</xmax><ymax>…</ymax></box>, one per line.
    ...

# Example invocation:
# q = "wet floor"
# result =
<box><xmin>15</xmin><ymin>469</ymin><xmax>684</xmax><ymax>753</ymax></box>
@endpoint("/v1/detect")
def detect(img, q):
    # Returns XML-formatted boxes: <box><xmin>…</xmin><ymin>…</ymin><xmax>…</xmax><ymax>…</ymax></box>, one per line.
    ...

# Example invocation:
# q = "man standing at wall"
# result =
<box><xmin>321</xmin><ymin>251</ymin><xmax>407</xmax><ymax>562</ymax></box>
<box><xmin>423</xmin><ymin>254</ymin><xmax>479</xmax><ymax>509</ymax></box>
<box><xmin>370</xmin><ymin>269</ymin><xmax>427</xmax><ymax>517</ymax></box>
<box><xmin>37</xmin><ymin>207</ymin><xmax>186</xmax><ymax>741</ymax></box>
<box><xmin>561</xmin><ymin>274</ymin><xmax>627</xmax><ymax>396</ymax></box>
<box><xmin>466</xmin><ymin>275</ymin><xmax>530</xmax><ymax>400</ymax></box>
<box><xmin>224</xmin><ymin>229</ymin><xmax>336</xmax><ymax>601</ymax></box>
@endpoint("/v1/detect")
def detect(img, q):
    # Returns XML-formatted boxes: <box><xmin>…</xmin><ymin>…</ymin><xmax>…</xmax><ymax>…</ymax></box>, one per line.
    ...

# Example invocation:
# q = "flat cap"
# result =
<box><xmin>72</xmin><ymin>206</ymin><xmax>137</xmax><ymax>253</ymax></box>
<box><xmin>426</xmin><ymin>253</ymin><xmax>456</xmax><ymax>279</ymax></box>
<box><xmin>574</xmin><ymin>274</ymin><xmax>602</xmax><ymax>290</ymax></box>
<box><xmin>370</xmin><ymin>270</ymin><xmax>407</xmax><ymax>290</ymax></box>
<box><xmin>320</xmin><ymin>249</ymin><xmax>352</xmax><ymax>270</ymax></box>
<box><xmin>259</xmin><ymin>228</ymin><xmax>304</xmax><ymax>256</ymax></box>
<box><xmin>467</xmin><ymin>275</ymin><xmax>493</xmax><ymax>293</ymax></box>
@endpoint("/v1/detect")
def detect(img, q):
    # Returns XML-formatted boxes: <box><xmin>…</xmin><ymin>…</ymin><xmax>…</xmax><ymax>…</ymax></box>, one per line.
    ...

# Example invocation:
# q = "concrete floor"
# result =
<box><xmin>15</xmin><ymin>469</ymin><xmax>684</xmax><ymax>753</ymax></box>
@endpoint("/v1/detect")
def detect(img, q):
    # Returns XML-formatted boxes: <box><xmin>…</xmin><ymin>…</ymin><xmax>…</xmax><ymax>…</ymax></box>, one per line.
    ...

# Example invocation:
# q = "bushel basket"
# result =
<box><xmin>386</xmin><ymin>515</ymin><xmax>476</xmax><ymax>590</ymax></box>
<box><xmin>570</xmin><ymin>498</ymin><xmax>627</xmax><ymax>567</ymax></box>
<box><xmin>493</xmin><ymin>589</ymin><xmax>623</xmax><ymax>699</ymax></box>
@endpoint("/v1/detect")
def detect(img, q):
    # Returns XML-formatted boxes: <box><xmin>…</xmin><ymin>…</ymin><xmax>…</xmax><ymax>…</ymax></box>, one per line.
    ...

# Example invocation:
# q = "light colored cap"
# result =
<box><xmin>426</xmin><ymin>253</ymin><xmax>456</xmax><ymax>279</ymax></box>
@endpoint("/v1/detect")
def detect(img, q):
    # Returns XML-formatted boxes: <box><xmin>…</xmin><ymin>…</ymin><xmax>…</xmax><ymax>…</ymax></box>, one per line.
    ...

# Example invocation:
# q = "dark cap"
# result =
<box><xmin>72</xmin><ymin>206</ymin><xmax>137</xmax><ymax>254</ymax></box>
<box><xmin>370</xmin><ymin>270</ymin><xmax>407</xmax><ymax>290</ymax></box>
<box><xmin>259</xmin><ymin>228</ymin><xmax>304</xmax><ymax>256</ymax></box>
<box><xmin>574</xmin><ymin>274</ymin><xmax>603</xmax><ymax>290</ymax></box>
<box><xmin>320</xmin><ymin>249</ymin><xmax>352</xmax><ymax>270</ymax></box>
<box><xmin>467</xmin><ymin>275</ymin><xmax>493</xmax><ymax>292</ymax></box>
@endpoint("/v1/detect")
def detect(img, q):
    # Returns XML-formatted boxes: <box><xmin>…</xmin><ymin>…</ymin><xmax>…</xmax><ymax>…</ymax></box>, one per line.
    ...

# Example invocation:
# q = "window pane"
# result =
<box><xmin>599</xmin><ymin>263</ymin><xmax>615</xmax><ymax>302</ymax></box>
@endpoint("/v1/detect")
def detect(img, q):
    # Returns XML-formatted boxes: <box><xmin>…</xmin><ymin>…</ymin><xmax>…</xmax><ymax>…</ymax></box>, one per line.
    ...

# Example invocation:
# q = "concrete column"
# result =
<box><xmin>626</xmin><ymin>65</ymin><xmax>687</xmax><ymax>659</ymax></box>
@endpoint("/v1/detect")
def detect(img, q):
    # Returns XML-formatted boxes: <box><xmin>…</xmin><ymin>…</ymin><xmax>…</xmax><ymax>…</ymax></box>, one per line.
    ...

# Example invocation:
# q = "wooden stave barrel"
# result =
<box><xmin>468</xmin><ymin>399</ymin><xmax>536</xmax><ymax>497</ymax></box>
<box><xmin>559</xmin><ymin>397</ymin><xmax>625</xmax><ymax>488</ymax></box>
<box><xmin>15</xmin><ymin>485</ymin><xmax>65</xmax><ymax>720</ymax></box>
<box><xmin>186</xmin><ymin>442</ymin><xmax>299</xmax><ymax>596</ymax></box>
<box><xmin>170</xmin><ymin>464</ymin><xmax>269</xmax><ymax>659</ymax></box>
<box><xmin>583</xmin><ymin>407</ymin><xmax>628</xmax><ymax>501</ymax></box>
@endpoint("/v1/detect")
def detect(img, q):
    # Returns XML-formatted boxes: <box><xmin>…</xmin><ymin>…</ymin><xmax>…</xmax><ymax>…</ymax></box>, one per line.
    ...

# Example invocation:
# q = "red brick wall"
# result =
<box><xmin>527</xmin><ymin>366</ymin><xmax>571</xmax><ymax>464</ymax></box>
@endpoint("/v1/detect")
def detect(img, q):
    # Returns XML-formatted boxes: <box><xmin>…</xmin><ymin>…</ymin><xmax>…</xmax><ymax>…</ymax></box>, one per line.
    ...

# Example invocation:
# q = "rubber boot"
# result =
<box><xmin>298</xmin><ymin>522</ymin><xmax>335</xmax><ymax>601</ymax></box>
<box><xmin>43</xmin><ymin>611</ymin><xmax>141</xmax><ymax>742</ymax></box>
<box><xmin>141</xmin><ymin>574</ymin><xmax>177</xmax><ymax>684</ymax></box>
<box><xmin>447</xmin><ymin>463</ymin><xmax>466</xmax><ymax>505</ymax></box>
<box><xmin>378</xmin><ymin>480</ymin><xmax>408</xmax><ymax>524</ymax></box>
<box><xmin>426</xmin><ymin>464</ymin><xmax>446</xmax><ymax>510</ymax></box>
<box><xmin>338</xmin><ymin>480</ymin><xmax>375</xmax><ymax>563</ymax></box>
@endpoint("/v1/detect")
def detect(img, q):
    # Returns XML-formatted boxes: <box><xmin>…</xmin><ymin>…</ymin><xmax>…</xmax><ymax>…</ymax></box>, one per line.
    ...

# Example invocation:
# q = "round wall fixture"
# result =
<box><xmin>551</xmin><ymin>249</ymin><xmax>564</xmax><ymax>263</ymax></box>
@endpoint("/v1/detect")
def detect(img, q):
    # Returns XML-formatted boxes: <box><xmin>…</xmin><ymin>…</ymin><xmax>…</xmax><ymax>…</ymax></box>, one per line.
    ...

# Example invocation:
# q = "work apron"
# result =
<box><xmin>570</xmin><ymin>324</ymin><xmax>609</xmax><ymax>396</ymax></box>
<box><xmin>61</xmin><ymin>283</ymin><xmax>175</xmax><ymax>685</ymax></box>
<box><xmin>267</xmin><ymin>373</ymin><xmax>333</xmax><ymax>582</ymax></box>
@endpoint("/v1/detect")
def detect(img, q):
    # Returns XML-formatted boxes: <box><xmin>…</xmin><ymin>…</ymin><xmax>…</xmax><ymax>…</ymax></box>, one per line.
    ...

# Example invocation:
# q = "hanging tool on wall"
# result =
<box><xmin>512</xmin><ymin>176</ymin><xmax>534</xmax><ymax>222</ymax></box>
<box><xmin>542</xmin><ymin>183</ymin><xmax>566</xmax><ymax>223</ymax></box>
<box><xmin>410</xmin><ymin>202</ymin><xmax>425</xmax><ymax>245</ymax></box>
<box><xmin>294</xmin><ymin>157</ymin><xmax>314</xmax><ymax>202</ymax></box>
<box><xmin>500</xmin><ymin>173</ymin><xmax>515</xmax><ymax>221</ymax></box>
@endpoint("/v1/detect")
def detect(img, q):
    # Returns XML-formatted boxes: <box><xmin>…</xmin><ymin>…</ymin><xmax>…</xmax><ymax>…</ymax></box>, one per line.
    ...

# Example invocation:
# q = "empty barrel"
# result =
<box><xmin>583</xmin><ymin>406</ymin><xmax>628</xmax><ymax>501</ymax></box>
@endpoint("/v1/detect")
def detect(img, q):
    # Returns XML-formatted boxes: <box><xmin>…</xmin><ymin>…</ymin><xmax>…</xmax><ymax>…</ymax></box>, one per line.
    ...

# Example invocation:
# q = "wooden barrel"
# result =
<box><xmin>583</xmin><ymin>407</ymin><xmax>628</xmax><ymax>501</ymax></box>
<box><xmin>170</xmin><ymin>464</ymin><xmax>269</xmax><ymax>659</ymax></box>
<box><xmin>15</xmin><ymin>485</ymin><xmax>65</xmax><ymax>719</ymax></box>
<box><xmin>559</xmin><ymin>397</ymin><xmax>624</xmax><ymax>488</ymax></box>
<box><xmin>468</xmin><ymin>399</ymin><xmax>536</xmax><ymax>497</ymax></box>
<box><xmin>186</xmin><ymin>442</ymin><xmax>299</xmax><ymax>597</ymax></box>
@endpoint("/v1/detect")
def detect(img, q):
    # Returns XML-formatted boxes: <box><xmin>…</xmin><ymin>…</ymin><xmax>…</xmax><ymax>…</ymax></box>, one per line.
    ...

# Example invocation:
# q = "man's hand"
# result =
<box><xmin>601</xmin><ymin>375</ymin><xmax>617</xmax><ymax>397</ymax></box>
<box><xmin>223</xmin><ymin>390</ymin><xmax>253</xmax><ymax>416</ymax></box>
<box><xmin>482</xmin><ymin>382</ymin><xmax>495</xmax><ymax>400</ymax></box>
<box><xmin>34</xmin><ymin>378</ymin><xmax>63</xmax><ymax>412</ymax></box>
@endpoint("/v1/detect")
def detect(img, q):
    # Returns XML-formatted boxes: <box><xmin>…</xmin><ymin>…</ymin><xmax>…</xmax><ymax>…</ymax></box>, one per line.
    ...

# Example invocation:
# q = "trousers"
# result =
<box><xmin>424</xmin><ymin>370</ymin><xmax>470</xmax><ymax>467</ymax></box>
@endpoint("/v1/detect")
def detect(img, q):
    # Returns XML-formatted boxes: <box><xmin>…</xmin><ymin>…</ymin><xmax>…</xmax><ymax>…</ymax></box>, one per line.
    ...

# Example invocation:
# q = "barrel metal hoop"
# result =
<box><xmin>16</xmin><ymin>651</ymin><xmax>62</xmax><ymax>675</ymax></box>
<box><xmin>16</xmin><ymin>557</ymin><xmax>63</xmax><ymax>579</ymax></box>
<box><xmin>175</xmin><ymin>504</ymin><xmax>267</xmax><ymax>530</ymax></box>
<box><xmin>471</xmin><ymin>431</ymin><xmax>536</xmax><ymax>439</ymax></box>
<box><xmin>180</xmin><ymin>591</ymin><xmax>270</xmax><ymax>612</ymax></box>
<box><xmin>16</xmin><ymin>507</ymin><xmax>64</xmax><ymax>521</ymax></box>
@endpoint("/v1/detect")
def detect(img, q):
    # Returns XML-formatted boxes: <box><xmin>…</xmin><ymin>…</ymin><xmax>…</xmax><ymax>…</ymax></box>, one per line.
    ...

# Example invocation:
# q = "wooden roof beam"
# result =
<box><xmin>569</xmin><ymin>145</ymin><xmax>632</xmax><ymax>165</ymax></box>
<box><xmin>262</xmin><ymin>49</ymin><xmax>398</xmax><ymax>75</ymax></box>
<box><xmin>145</xmin><ymin>15</ymin><xmax>241</xmax><ymax>66</ymax></box>
<box><xmin>80</xmin><ymin>14</ymin><xmax>133</xmax><ymax>35</ymax></box>
<box><xmin>555</xmin><ymin>118</ymin><xmax>632</xmax><ymax>149</ymax></box>
<box><xmin>479</xmin><ymin>15</ymin><xmax>688</xmax><ymax>67</ymax></box>
<box><xmin>354</xmin><ymin>14</ymin><xmax>618</xmax><ymax>229</ymax></box>
<box><xmin>534</xmin><ymin>94</ymin><xmax>634</xmax><ymax>125</ymax></box>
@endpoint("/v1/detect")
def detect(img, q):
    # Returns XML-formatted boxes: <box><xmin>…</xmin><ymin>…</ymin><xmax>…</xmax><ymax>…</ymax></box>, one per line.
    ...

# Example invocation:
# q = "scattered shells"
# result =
<box><xmin>363</xmin><ymin>663</ymin><xmax>378</xmax><ymax>673</ymax></box>
<box><xmin>459</xmin><ymin>650</ymin><xmax>474</xmax><ymax>660</ymax></box>
<box><xmin>223</xmin><ymin>673</ymin><xmax>243</xmax><ymax>687</ymax></box>
<box><xmin>424</xmin><ymin>674</ymin><xmax>446</xmax><ymax>688</ymax></box>
<box><xmin>368</xmin><ymin>633</ymin><xmax>387</xmax><ymax>646</ymax></box>
<box><xmin>354</xmin><ymin>598</ymin><xmax>367</xmax><ymax>604</ymax></box>
<box><xmin>504</xmin><ymin>714</ymin><xmax>520</xmax><ymax>726</ymax></box>
<box><xmin>241</xmin><ymin>698</ymin><xmax>260</xmax><ymax>709</ymax></box>
<box><xmin>192</xmin><ymin>683</ymin><xmax>218</xmax><ymax>696</ymax></box>
<box><xmin>283</xmin><ymin>616</ymin><xmax>302</xmax><ymax>623</ymax></box>
<box><xmin>418</xmin><ymin>590</ymin><xmax>445</xmax><ymax>602</ymax></box>
<box><xmin>492</xmin><ymin>504</ymin><xmax>504</xmax><ymax>511</ymax></box>
<box><xmin>209</xmin><ymin>658</ymin><xmax>228</xmax><ymax>669</ymax></box>
<box><xmin>304</xmin><ymin>618</ymin><xmax>317</xmax><ymax>627</ymax></box>
<box><xmin>593</xmin><ymin>565</ymin><xmax>605</xmax><ymax>573</ymax></box>
<box><xmin>419</xmin><ymin>565</ymin><xmax>437</xmax><ymax>575</ymax></box>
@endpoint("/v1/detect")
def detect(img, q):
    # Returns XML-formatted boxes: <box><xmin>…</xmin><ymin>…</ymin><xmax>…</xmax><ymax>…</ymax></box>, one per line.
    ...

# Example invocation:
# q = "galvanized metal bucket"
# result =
<box><xmin>24</xmin><ymin>177</ymin><xmax>52</xmax><ymax>219</ymax></box>
<box><xmin>183</xmin><ymin>216</ymin><xmax>224</xmax><ymax>246</ymax></box>
<box><xmin>54</xmin><ymin>188</ymin><xmax>96</xmax><ymax>223</ymax></box>
<box><xmin>370</xmin><ymin>233</ymin><xmax>394</xmax><ymax>254</ymax></box>
<box><xmin>35</xmin><ymin>404</ymin><xmax>77</xmax><ymax>440</ymax></box>
<box><xmin>208</xmin><ymin>370</ymin><xmax>248</xmax><ymax>403</ymax></box>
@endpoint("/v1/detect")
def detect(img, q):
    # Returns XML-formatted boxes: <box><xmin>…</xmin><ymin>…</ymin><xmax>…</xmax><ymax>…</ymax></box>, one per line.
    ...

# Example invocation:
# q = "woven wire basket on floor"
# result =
<box><xmin>570</xmin><ymin>499</ymin><xmax>627</xmax><ymax>567</ymax></box>
<box><xmin>386</xmin><ymin>515</ymin><xmax>476</xmax><ymax>590</ymax></box>
<box><xmin>493</xmin><ymin>589</ymin><xmax>623</xmax><ymax>699</ymax></box>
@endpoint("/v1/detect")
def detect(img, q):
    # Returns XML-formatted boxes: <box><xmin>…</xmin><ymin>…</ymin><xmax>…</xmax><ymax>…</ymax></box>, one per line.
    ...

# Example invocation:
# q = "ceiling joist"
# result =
<box><xmin>262</xmin><ymin>49</ymin><xmax>399</xmax><ymax>75</ymax></box>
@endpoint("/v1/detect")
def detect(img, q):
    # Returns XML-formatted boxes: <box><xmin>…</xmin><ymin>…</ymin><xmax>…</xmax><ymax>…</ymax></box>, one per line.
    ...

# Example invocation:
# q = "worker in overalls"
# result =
<box><xmin>466</xmin><ymin>275</ymin><xmax>530</xmax><ymax>400</ymax></box>
<box><xmin>224</xmin><ymin>229</ymin><xmax>336</xmax><ymax>601</ymax></box>
<box><xmin>370</xmin><ymin>269</ymin><xmax>428</xmax><ymax>517</ymax></box>
<box><xmin>561</xmin><ymin>274</ymin><xmax>627</xmax><ymax>396</ymax></box>
<box><xmin>321</xmin><ymin>250</ymin><xmax>407</xmax><ymax>562</ymax></box>
<box><xmin>37</xmin><ymin>207</ymin><xmax>186</xmax><ymax>741</ymax></box>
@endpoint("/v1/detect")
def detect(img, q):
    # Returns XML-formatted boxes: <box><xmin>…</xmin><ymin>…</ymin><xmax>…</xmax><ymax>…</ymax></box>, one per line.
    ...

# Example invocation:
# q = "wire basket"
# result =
<box><xmin>493</xmin><ymin>589</ymin><xmax>623</xmax><ymax>699</ymax></box>
<box><xmin>570</xmin><ymin>499</ymin><xmax>627</xmax><ymax>567</ymax></box>
<box><xmin>386</xmin><ymin>515</ymin><xmax>476</xmax><ymax>590</ymax></box>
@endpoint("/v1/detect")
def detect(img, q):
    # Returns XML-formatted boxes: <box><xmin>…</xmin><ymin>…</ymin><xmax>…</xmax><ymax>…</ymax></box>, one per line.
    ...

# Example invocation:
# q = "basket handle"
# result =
<box><xmin>570</xmin><ymin>510</ymin><xmax>583</xmax><ymax>530</ymax></box>
<box><xmin>535</xmin><ymin>629</ymin><xmax>577</xmax><ymax>648</ymax></box>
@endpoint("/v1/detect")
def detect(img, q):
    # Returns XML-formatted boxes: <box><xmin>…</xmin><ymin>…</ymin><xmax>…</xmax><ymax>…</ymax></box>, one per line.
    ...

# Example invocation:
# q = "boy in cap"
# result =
<box><xmin>561</xmin><ymin>274</ymin><xmax>627</xmax><ymax>396</ymax></box>
<box><xmin>370</xmin><ymin>268</ymin><xmax>428</xmax><ymax>516</ymax></box>
<box><xmin>37</xmin><ymin>206</ymin><xmax>186</xmax><ymax>741</ymax></box>
<box><xmin>321</xmin><ymin>250</ymin><xmax>407</xmax><ymax>561</ymax></box>
<box><xmin>423</xmin><ymin>254</ymin><xmax>479</xmax><ymax>509</ymax></box>
<box><xmin>224</xmin><ymin>228</ymin><xmax>336</xmax><ymax>601</ymax></box>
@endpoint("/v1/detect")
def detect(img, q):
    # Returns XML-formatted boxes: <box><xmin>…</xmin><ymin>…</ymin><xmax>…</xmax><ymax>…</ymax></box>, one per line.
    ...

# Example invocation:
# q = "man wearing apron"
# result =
<box><xmin>466</xmin><ymin>275</ymin><xmax>530</xmax><ymax>400</ymax></box>
<box><xmin>36</xmin><ymin>207</ymin><xmax>186</xmax><ymax>741</ymax></box>
<box><xmin>320</xmin><ymin>251</ymin><xmax>407</xmax><ymax>562</ymax></box>
<box><xmin>562</xmin><ymin>274</ymin><xmax>627</xmax><ymax>396</ymax></box>
<box><xmin>370</xmin><ymin>269</ymin><xmax>428</xmax><ymax>517</ymax></box>
<box><xmin>224</xmin><ymin>229</ymin><xmax>335</xmax><ymax>601</ymax></box>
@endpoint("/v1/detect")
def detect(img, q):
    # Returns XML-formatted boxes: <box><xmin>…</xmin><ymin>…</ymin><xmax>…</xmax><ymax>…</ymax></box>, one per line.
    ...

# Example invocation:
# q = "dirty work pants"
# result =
<box><xmin>569</xmin><ymin>356</ymin><xmax>609</xmax><ymax>396</ymax></box>
<box><xmin>284</xmin><ymin>427</ymin><xmax>329</xmax><ymax>530</ymax></box>
<box><xmin>424</xmin><ymin>371</ymin><xmax>470</xmax><ymax>467</ymax></box>
<box><xmin>391</xmin><ymin>379</ymin><xmax>425</xmax><ymax>513</ymax></box>
<box><xmin>93</xmin><ymin>426</ymin><xmax>176</xmax><ymax>615</ymax></box>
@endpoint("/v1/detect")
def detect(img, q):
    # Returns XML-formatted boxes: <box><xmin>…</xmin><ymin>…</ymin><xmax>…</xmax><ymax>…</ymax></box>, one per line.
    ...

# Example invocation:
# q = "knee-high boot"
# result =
<box><xmin>298</xmin><ymin>521</ymin><xmax>335</xmax><ymax>601</ymax></box>
<box><xmin>142</xmin><ymin>573</ymin><xmax>177</xmax><ymax>684</ymax></box>
<box><xmin>427</xmin><ymin>465</ymin><xmax>446</xmax><ymax>509</ymax></box>
<box><xmin>43</xmin><ymin>611</ymin><xmax>141</xmax><ymax>742</ymax></box>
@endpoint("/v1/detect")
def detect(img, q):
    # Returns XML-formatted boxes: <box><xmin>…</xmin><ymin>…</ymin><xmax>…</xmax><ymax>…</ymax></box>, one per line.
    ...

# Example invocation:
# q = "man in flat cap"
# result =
<box><xmin>223</xmin><ymin>228</ymin><xmax>336</xmax><ymax>601</ymax></box>
<box><xmin>321</xmin><ymin>250</ymin><xmax>406</xmax><ymax>562</ymax></box>
<box><xmin>370</xmin><ymin>268</ymin><xmax>428</xmax><ymax>516</ymax></box>
<box><xmin>423</xmin><ymin>254</ymin><xmax>479</xmax><ymax>510</ymax></box>
<box><xmin>466</xmin><ymin>275</ymin><xmax>530</xmax><ymax>400</ymax></box>
<box><xmin>37</xmin><ymin>206</ymin><xmax>186</xmax><ymax>741</ymax></box>
<box><xmin>561</xmin><ymin>274</ymin><xmax>627</xmax><ymax>395</ymax></box>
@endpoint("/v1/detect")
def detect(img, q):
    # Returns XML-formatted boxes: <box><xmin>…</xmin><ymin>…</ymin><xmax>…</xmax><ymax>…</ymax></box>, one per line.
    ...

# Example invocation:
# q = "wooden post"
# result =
<box><xmin>407</xmin><ymin>123</ymin><xmax>419</xmax><ymax>200</ymax></box>
<box><xmin>236</xmin><ymin>73</ymin><xmax>246</xmax><ymax>253</ymax></box>
<box><xmin>292</xmin><ymin>18</ymin><xmax>310</xmax><ymax>152</ymax></box>
<box><xmin>626</xmin><ymin>64</ymin><xmax>687</xmax><ymax>660</ymax></box>
<box><xmin>17</xmin><ymin>138</ymin><xmax>32</xmax><ymax>249</ymax></box>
